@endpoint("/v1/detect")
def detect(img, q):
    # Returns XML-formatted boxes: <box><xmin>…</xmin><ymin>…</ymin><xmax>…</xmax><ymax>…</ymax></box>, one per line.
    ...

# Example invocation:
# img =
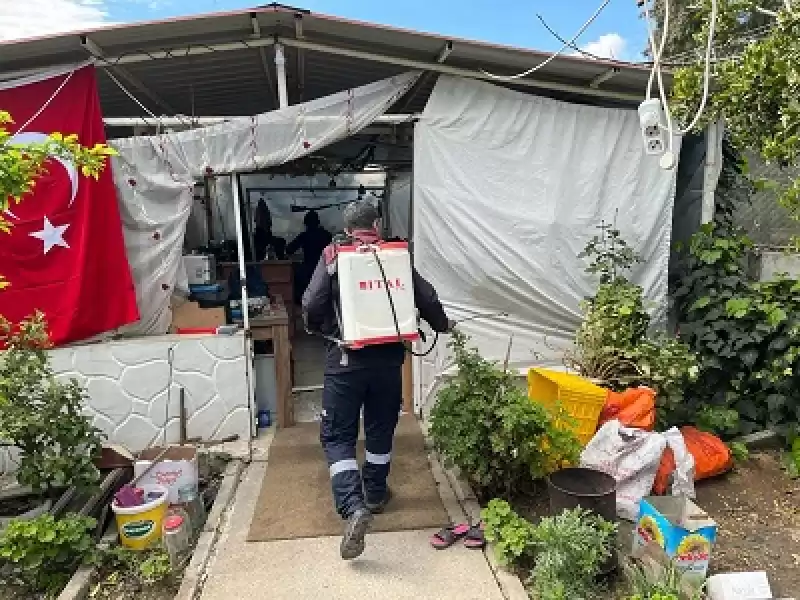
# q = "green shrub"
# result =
<box><xmin>623</xmin><ymin>556</ymin><xmax>705</xmax><ymax>600</ymax></box>
<box><xmin>0</xmin><ymin>513</ymin><xmax>96</xmax><ymax>594</ymax></box>
<box><xmin>482</xmin><ymin>498</ymin><xmax>538</xmax><ymax>569</ymax></box>
<box><xmin>526</xmin><ymin>507</ymin><xmax>617</xmax><ymax>600</ymax></box>
<box><xmin>481</xmin><ymin>499</ymin><xmax>617</xmax><ymax>600</ymax></box>
<box><xmin>673</xmin><ymin>152</ymin><xmax>800</xmax><ymax>441</ymax></box>
<box><xmin>0</xmin><ymin>312</ymin><xmax>103</xmax><ymax>497</ymax></box>
<box><xmin>93</xmin><ymin>545</ymin><xmax>174</xmax><ymax>595</ymax></box>
<box><xmin>429</xmin><ymin>331</ymin><xmax>580</xmax><ymax>499</ymax></box>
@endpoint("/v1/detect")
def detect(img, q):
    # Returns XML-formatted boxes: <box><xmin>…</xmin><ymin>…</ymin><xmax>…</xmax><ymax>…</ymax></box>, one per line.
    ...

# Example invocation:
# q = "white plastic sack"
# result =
<box><xmin>580</xmin><ymin>420</ymin><xmax>667</xmax><ymax>521</ymax></box>
<box><xmin>662</xmin><ymin>427</ymin><xmax>696</xmax><ymax>498</ymax></box>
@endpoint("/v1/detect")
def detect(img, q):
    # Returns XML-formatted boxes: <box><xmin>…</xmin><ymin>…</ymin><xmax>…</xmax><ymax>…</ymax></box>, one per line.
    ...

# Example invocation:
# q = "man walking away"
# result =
<box><xmin>286</xmin><ymin>210</ymin><xmax>333</xmax><ymax>300</ymax></box>
<box><xmin>302</xmin><ymin>201</ymin><xmax>452</xmax><ymax>560</ymax></box>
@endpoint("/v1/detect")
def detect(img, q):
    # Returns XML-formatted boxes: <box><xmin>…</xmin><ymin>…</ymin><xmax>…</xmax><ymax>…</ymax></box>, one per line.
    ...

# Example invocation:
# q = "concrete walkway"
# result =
<box><xmin>197</xmin><ymin>431</ymin><xmax>525</xmax><ymax>600</ymax></box>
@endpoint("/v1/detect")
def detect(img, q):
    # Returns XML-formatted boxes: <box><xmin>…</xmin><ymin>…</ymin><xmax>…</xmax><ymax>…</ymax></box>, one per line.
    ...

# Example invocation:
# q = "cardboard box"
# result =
<box><xmin>633</xmin><ymin>496</ymin><xmax>717</xmax><ymax>583</ymax></box>
<box><xmin>169</xmin><ymin>299</ymin><xmax>225</xmax><ymax>333</ymax></box>
<box><xmin>134</xmin><ymin>446</ymin><xmax>198</xmax><ymax>505</ymax></box>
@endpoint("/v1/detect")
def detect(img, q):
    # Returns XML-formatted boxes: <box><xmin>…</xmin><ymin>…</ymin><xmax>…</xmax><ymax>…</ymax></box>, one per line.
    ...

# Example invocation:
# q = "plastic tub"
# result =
<box><xmin>111</xmin><ymin>484</ymin><xmax>168</xmax><ymax>550</ymax></box>
<box><xmin>528</xmin><ymin>368</ymin><xmax>608</xmax><ymax>446</ymax></box>
<box><xmin>546</xmin><ymin>467</ymin><xmax>618</xmax><ymax>574</ymax></box>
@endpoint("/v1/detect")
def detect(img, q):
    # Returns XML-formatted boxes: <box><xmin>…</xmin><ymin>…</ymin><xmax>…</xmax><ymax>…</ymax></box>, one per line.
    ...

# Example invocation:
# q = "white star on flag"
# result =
<box><xmin>30</xmin><ymin>217</ymin><xmax>70</xmax><ymax>254</ymax></box>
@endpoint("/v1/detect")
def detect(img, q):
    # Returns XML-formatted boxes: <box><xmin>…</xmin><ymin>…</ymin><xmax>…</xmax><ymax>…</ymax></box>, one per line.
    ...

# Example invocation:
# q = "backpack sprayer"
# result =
<box><xmin>308</xmin><ymin>236</ymin><xmax>506</xmax><ymax>359</ymax></box>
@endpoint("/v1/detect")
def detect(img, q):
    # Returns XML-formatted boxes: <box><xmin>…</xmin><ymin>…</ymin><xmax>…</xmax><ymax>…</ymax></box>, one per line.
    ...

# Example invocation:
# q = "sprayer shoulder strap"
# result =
<box><xmin>326</xmin><ymin>258</ymin><xmax>337</xmax><ymax>276</ymax></box>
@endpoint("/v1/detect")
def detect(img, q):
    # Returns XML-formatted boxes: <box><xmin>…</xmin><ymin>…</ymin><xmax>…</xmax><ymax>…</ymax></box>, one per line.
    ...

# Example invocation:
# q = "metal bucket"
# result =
<box><xmin>546</xmin><ymin>467</ymin><xmax>618</xmax><ymax>574</ymax></box>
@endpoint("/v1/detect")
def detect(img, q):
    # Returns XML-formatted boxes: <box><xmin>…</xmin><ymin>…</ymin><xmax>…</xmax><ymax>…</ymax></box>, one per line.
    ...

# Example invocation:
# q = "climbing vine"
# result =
<box><xmin>673</xmin><ymin>137</ymin><xmax>800</xmax><ymax>441</ymax></box>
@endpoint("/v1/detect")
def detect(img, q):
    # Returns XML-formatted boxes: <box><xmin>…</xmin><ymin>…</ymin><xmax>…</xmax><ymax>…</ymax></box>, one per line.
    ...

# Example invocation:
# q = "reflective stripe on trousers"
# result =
<box><xmin>320</xmin><ymin>367</ymin><xmax>402</xmax><ymax>519</ymax></box>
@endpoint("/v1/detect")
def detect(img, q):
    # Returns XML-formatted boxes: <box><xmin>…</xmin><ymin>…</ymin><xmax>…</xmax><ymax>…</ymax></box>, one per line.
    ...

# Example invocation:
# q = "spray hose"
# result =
<box><xmin>303</xmin><ymin>242</ymin><xmax>506</xmax><ymax>358</ymax></box>
<box><xmin>370</xmin><ymin>248</ymin><xmax>507</xmax><ymax>357</ymax></box>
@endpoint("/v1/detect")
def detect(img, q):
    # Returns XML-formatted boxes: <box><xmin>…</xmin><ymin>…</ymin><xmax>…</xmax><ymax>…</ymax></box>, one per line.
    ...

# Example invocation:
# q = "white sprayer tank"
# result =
<box><xmin>336</xmin><ymin>241</ymin><xmax>419</xmax><ymax>349</ymax></box>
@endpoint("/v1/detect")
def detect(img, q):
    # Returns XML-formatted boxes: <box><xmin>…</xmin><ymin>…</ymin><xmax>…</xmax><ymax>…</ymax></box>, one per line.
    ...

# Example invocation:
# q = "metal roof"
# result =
<box><xmin>0</xmin><ymin>3</ymin><xmax>657</xmax><ymax>121</ymax></box>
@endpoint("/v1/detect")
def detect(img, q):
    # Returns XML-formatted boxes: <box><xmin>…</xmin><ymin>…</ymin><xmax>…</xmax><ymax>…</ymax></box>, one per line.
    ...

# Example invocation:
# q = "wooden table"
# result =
<box><xmin>236</xmin><ymin>300</ymin><xmax>294</xmax><ymax>428</ymax></box>
<box><xmin>219</xmin><ymin>260</ymin><xmax>296</xmax><ymax>338</ymax></box>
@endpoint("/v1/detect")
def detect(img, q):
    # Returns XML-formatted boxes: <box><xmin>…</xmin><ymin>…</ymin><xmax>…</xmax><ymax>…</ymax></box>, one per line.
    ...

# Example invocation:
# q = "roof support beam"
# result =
<box><xmin>589</xmin><ymin>67</ymin><xmax>620</xmax><ymax>89</ymax></box>
<box><xmin>80</xmin><ymin>35</ymin><xmax>179</xmax><ymax>115</ymax></box>
<box><xmin>274</xmin><ymin>43</ymin><xmax>289</xmax><ymax>109</ymax></box>
<box><xmin>398</xmin><ymin>40</ymin><xmax>453</xmax><ymax>112</ymax></box>
<box><xmin>93</xmin><ymin>37</ymin><xmax>276</xmax><ymax>66</ymax></box>
<box><xmin>250</xmin><ymin>12</ymin><xmax>278</xmax><ymax>108</ymax></box>
<box><xmin>275</xmin><ymin>36</ymin><xmax>642</xmax><ymax>102</ymax></box>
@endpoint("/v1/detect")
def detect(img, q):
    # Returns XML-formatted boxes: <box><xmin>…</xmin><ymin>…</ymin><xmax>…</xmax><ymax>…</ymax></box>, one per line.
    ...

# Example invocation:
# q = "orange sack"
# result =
<box><xmin>652</xmin><ymin>426</ymin><xmax>734</xmax><ymax>495</ymax></box>
<box><xmin>598</xmin><ymin>387</ymin><xmax>656</xmax><ymax>431</ymax></box>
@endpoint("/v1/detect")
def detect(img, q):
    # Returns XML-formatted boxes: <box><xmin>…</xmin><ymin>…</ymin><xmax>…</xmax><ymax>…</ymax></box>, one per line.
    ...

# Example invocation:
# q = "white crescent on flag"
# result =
<box><xmin>3</xmin><ymin>131</ymin><xmax>79</xmax><ymax>220</ymax></box>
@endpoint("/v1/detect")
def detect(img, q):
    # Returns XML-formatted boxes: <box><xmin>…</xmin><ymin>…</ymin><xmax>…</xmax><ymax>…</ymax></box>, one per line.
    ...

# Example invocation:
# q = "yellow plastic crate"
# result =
<box><xmin>527</xmin><ymin>368</ymin><xmax>608</xmax><ymax>446</ymax></box>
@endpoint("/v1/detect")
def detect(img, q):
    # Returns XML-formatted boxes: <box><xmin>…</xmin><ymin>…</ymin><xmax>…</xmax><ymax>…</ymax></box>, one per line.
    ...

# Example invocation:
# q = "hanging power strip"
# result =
<box><xmin>638</xmin><ymin>98</ymin><xmax>667</xmax><ymax>156</ymax></box>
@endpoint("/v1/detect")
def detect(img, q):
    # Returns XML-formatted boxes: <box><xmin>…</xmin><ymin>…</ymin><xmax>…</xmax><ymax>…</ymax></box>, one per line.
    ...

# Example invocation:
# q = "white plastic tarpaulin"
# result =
<box><xmin>109</xmin><ymin>71</ymin><xmax>419</xmax><ymax>336</ymax></box>
<box><xmin>413</xmin><ymin>76</ymin><xmax>679</xmax><ymax>409</ymax></box>
<box><xmin>388</xmin><ymin>171</ymin><xmax>412</xmax><ymax>239</ymax></box>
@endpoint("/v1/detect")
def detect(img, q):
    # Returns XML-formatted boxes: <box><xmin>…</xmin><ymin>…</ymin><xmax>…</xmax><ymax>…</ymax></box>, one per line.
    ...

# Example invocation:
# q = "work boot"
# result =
<box><xmin>340</xmin><ymin>507</ymin><xmax>373</xmax><ymax>560</ymax></box>
<box><xmin>365</xmin><ymin>487</ymin><xmax>392</xmax><ymax>514</ymax></box>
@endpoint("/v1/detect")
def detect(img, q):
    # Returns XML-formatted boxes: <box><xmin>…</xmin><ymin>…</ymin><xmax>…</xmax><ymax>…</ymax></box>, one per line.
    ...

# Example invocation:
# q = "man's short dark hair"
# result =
<box><xmin>304</xmin><ymin>210</ymin><xmax>321</xmax><ymax>228</ymax></box>
<box><xmin>343</xmin><ymin>201</ymin><xmax>380</xmax><ymax>230</ymax></box>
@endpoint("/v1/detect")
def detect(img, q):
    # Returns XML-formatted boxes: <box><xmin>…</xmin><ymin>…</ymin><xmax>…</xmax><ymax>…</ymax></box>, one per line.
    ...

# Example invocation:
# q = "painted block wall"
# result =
<box><xmin>0</xmin><ymin>333</ymin><xmax>250</xmax><ymax>475</ymax></box>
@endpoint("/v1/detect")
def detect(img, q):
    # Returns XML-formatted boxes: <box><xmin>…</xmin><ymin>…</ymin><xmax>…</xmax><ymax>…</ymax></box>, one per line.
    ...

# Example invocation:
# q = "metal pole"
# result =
<box><xmin>231</xmin><ymin>174</ymin><xmax>250</xmax><ymax>332</ymax></box>
<box><xmin>102</xmin><ymin>114</ymin><xmax>416</xmax><ymax>127</ymax></box>
<box><xmin>274</xmin><ymin>43</ymin><xmax>289</xmax><ymax>109</ymax></box>
<box><xmin>409</xmin><ymin>121</ymin><xmax>416</xmax><ymax>253</ymax></box>
<box><xmin>382</xmin><ymin>170</ymin><xmax>392</xmax><ymax>238</ymax></box>
<box><xmin>701</xmin><ymin>121</ymin><xmax>721</xmax><ymax>224</ymax></box>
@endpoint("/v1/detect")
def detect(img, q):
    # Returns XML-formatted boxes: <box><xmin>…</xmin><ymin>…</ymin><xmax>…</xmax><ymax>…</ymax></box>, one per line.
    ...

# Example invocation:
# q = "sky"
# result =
<box><xmin>0</xmin><ymin>0</ymin><xmax>649</xmax><ymax>61</ymax></box>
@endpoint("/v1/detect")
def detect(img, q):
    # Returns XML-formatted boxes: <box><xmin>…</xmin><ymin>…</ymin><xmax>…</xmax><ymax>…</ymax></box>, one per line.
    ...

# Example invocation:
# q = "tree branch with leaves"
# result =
<box><xmin>665</xmin><ymin>1</ymin><xmax>800</xmax><ymax>217</ymax></box>
<box><xmin>0</xmin><ymin>110</ymin><xmax>116</xmax><ymax>289</ymax></box>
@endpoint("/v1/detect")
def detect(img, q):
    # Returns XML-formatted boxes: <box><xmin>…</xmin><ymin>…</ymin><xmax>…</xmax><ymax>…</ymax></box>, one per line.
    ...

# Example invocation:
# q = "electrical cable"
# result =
<box><xmin>101</xmin><ymin>68</ymin><xmax>163</xmax><ymax>128</ymax></box>
<box><xmin>535</xmin><ymin>14</ymin><xmax>643</xmax><ymax>66</ymax></box>
<box><xmin>480</xmin><ymin>0</ymin><xmax>614</xmax><ymax>80</ymax></box>
<box><xmin>675</xmin><ymin>0</ymin><xmax>718</xmax><ymax>133</ymax></box>
<box><xmin>13</xmin><ymin>69</ymin><xmax>76</xmax><ymax>136</ymax></box>
<box><xmin>645</xmin><ymin>0</ymin><xmax>718</xmax><ymax>141</ymax></box>
<box><xmin>101</xmin><ymin>65</ymin><xmax>192</xmax><ymax>129</ymax></box>
<box><xmin>645</xmin><ymin>0</ymin><xmax>674</xmax><ymax>156</ymax></box>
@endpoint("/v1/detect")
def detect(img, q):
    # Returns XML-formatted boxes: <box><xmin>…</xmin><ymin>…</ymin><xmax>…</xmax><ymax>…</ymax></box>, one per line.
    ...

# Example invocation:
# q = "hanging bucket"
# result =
<box><xmin>546</xmin><ymin>467</ymin><xmax>618</xmax><ymax>574</ymax></box>
<box><xmin>111</xmin><ymin>484</ymin><xmax>168</xmax><ymax>550</ymax></box>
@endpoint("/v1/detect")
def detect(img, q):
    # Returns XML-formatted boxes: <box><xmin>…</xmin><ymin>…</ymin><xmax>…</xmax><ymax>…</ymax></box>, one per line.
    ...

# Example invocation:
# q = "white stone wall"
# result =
<box><xmin>0</xmin><ymin>334</ymin><xmax>251</xmax><ymax>475</ymax></box>
<box><xmin>757</xmin><ymin>251</ymin><xmax>800</xmax><ymax>281</ymax></box>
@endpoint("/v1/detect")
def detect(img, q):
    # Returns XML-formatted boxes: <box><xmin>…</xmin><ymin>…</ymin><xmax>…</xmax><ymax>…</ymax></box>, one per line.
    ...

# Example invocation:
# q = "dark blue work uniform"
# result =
<box><xmin>301</xmin><ymin>243</ymin><xmax>449</xmax><ymax>519</ymax></box>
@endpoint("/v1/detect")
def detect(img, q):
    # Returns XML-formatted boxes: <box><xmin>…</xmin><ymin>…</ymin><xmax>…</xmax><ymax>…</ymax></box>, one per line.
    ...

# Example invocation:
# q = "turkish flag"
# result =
<box><xmin>0</xmin><ymin>66</ymin><xmax>139</xmax><ymax>345</ymax></box>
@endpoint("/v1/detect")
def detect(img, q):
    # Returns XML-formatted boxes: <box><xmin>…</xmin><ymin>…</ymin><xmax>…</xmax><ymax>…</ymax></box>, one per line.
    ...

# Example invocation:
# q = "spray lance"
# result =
<box><xmin>370</xmin><ymin>245</ymin><xmax>508</xmax><ymax>356</ymax></box>
<box><xmin>414</xmin><ymin>310</ymin><xmax>509</xmax><ymax>355</ymax></box>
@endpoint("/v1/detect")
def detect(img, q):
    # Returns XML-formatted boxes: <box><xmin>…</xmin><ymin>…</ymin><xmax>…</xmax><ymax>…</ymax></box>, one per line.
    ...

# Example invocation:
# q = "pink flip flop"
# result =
<box><xmin>463</xmin><ymin>522</ymin><xmax>486</xmax><ymax>549</ymax></box>
<box><xmin>430</xmin><ymin>523</ymin><xmax>470</xmax><ymax>549</ymax></box>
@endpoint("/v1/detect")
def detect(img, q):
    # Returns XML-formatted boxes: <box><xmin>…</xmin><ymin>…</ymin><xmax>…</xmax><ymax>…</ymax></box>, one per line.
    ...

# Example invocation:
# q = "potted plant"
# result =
<box><xmin>0</xmin><ymin>312</ymin><xmax>103</xmax><ymax>527</ymax></box>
